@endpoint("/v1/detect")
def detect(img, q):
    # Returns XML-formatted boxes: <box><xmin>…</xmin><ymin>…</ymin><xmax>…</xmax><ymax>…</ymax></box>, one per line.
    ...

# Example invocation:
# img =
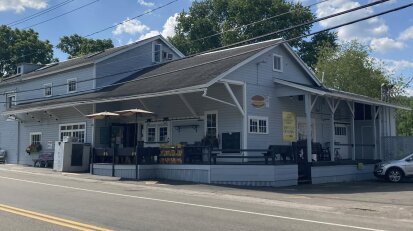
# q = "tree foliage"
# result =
<box><xmin>57</xmin><ymin>34</ymin><xmax>114</xmax><ymax>59</ymax></box>
<box><xmin>169</xmin><ymin>0</ymin><xmax>336</xmax><ymax>68</ymax></box>
<box><xmin>395</xmin><ymin>96</ymin><xmax>413</xmax><ymax>136</ymax></box>
<box><xmin>315</xmin><ymin>41</ymin><xmax>397</xmax><ymax>99</ymax></box>
<box><xmin>0</xmin><ymin>25</ymin><xmax>56</xmax><ymax>78</ymax></box>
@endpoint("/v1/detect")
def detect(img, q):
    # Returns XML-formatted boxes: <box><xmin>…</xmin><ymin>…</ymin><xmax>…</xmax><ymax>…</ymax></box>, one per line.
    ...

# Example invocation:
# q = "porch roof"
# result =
<box><xmin>273</xmin><ymin>78</ymin><xmax>410</xmax><ymax>110</ymax></box>
<box><xmin>3</xmin><ymin>39</ymin><xmax>283</xmax><ymax>116</ymax></box>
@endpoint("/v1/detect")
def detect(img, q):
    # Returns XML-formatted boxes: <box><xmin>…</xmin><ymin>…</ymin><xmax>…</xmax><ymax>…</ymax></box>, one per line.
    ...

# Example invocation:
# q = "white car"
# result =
<box><xmin>374</xmin><ymin>153</ymin><xmax>413</xmax><ymax>183</ymax></box>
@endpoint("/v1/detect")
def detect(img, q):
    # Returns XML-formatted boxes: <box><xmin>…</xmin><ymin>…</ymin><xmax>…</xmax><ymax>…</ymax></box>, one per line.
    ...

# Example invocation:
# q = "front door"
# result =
<box><xmin>334</xmin><ymin>124</ymin><xmax>350</xmax><ymax>160</ymax></box>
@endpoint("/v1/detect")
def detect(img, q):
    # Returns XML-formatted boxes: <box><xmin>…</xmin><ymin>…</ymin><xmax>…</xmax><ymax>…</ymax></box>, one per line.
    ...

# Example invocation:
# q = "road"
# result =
<box><xmin>0</xmin><ymin>166</ymin><xmax>412</xmax><ymax>231</ymax></box>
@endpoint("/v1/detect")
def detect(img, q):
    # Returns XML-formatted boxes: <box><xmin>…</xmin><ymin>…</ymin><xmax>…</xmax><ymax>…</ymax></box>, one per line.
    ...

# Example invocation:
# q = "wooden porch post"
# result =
<box><xmin>346</xmin><ymin>101</ymin><xmax>355</xmax><ymax>160</ymax></box>
<box><xmin>326</xmin><ymin>98</ymin><xmax>339</xmax><ymax>161</ymax></box>
<box><xmin>305</xmin><ymin>94</ymin><xmax>312</xmax><ymax>163</ymax></box>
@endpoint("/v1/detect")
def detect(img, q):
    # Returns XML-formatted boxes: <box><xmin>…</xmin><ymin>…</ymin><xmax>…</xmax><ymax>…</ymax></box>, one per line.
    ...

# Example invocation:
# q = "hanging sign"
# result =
<box><xmin>282</xmin><ymin>111</ymin><xmax>296</xmax><ymax>141</ymax></box>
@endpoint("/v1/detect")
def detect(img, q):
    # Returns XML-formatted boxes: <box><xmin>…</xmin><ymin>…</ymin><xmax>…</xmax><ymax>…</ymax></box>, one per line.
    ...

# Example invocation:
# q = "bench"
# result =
<box><xmin>262</xmin><ymin>145</ymin><xmax>293</xmax><ymax>164</ymax></box>
<box><xmin>33</xmin><ymin>153</ymin><xmax>54</xmax><ymax>168</ymax></box>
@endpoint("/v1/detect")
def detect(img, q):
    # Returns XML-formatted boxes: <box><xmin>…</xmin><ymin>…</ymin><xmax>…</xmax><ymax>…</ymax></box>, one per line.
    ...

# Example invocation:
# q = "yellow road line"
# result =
<box><xmin>0</xmin><ymin>204</ymin><xmax>112</xmax><ymax>231</ymax></box>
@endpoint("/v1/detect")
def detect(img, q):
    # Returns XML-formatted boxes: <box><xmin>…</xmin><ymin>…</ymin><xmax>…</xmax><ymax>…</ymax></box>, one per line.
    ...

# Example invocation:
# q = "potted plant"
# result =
<box><xmin>25</xmin><ymin>143</ymin><xmax>42</xmax><ymax>155</ymax></box>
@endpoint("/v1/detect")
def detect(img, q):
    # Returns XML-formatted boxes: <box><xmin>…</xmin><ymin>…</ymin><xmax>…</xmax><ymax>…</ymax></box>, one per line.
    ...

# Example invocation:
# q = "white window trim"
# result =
<box><xmin>67</xmin><ymin>78</ymin><xmax>77</xmax><ymax>93</ymax></box>
<box><xmin>30</xmin><ymin>132</ymin><xmax>42</xmax><ymax>145</ymax></box>
<box><xmin>273</xmin><ymin>54</ymin><xmax>283</xmax><ymax>72</ymax></box>
<box><xmin>58</xmin><ymin>122</ymin><xmax>86</xmax><ymax>142</ymax></box>
<box><xmin>5</xmin><ymin>91</ymin><xmax>17</xmax><ymax>108</ymax></box>
<box><xmin>248</xmin><ymin>116</ymin><xmax>269</xmax><ymax>134</ymax></box>
<box><xmin>44</xmin><ymin>83</ymin><xmax>53</xmax><ymax>97</ymax></box>
<box><xmin>204</xmin><ymin>110</ymin><xmax>218</xmax><ymax>138</ymax></box>
<box><xmin>144</xmin><ymin>121</ymin><xmax>170</xmax><ymax>143</ymax></box>
<box><xmin>152</xmin><ymin>42</ymin><xmax>163</xmax><ymax>63</ymax></box>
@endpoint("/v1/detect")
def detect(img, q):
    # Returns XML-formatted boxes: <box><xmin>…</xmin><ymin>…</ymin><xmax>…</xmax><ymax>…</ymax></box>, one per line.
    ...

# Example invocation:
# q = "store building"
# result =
<box><xmin>0</xmin><ymin>36</ymin><xmax>407</xmax><ymax>186</ymax></box>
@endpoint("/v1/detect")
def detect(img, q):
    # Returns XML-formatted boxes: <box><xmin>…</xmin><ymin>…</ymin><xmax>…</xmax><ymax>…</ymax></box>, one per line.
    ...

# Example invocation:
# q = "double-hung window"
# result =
<box><xmin>44</xmin><ymin>83</ymin><xmax>52</xmax><ymax>97</ymax></box>
<box><xmin>30</xmin><ymin>132</ymin><xmax>42</xmax><ymax>145</ymax></box>
<box><xmin>59</xmin><ymin>123</ymin><xmax>86</xmax><ymax>143</ymax></box>
<box><xmin>248</xmin><ymin>116</ymin><xmax>268</xmax><ymax>134</ymax></box>
<box><xmin>273</xmin><ymin>54</ymin><xmax>283</xmax><ymax>72</ymax></box>
<box><xmin>67</xmin><ymin>78</ymin><xmax>77</xmax><ymax>93</ymax></box>
<box><xmin>5</xmin><ymin>92</ymin><xmax>16</xmax><ymax>109</ymax></box>
<box><xmin>146</xmin><ymin>123</ymin><xmax>169</xmax><ymax>143</ymax></box>
<box><xmin>153</xmin><ymin>43</ymin><xmax>162</xmax><ymax>63</ymax></box>
<box><xmin>205</xmin><ymin>112</ymin><xmax>218</xmax><ymax>138</ymax></box>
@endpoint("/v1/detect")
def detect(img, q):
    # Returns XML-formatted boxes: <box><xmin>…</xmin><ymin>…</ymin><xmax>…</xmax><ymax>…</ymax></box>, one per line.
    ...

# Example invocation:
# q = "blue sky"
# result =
<box><xmin>1</xmin><ymin>0</ymin><xmax>412</xmax><ymax>94</ymax></box>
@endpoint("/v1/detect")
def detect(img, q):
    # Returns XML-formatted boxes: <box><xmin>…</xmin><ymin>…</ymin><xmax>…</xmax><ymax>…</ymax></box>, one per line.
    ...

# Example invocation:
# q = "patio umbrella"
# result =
<box><xmin>115</xmin><ymin>108</ymin><xmax>154</xmax><ymax>150</ymax></box>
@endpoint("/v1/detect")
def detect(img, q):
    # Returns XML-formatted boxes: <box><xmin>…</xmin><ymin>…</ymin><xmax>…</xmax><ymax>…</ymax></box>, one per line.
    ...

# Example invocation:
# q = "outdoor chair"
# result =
<box><xmin>0</xmin><ymin>150</ymin><xmax>6</xmax><ymax>164</ymax></box>
<box><xmin>117</xmin><ymin>147</ymin><xmax>135</xmax><ymax>164</ymax></box>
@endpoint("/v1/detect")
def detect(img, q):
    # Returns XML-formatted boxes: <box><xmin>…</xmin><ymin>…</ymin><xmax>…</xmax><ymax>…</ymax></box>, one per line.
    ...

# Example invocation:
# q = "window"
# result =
<box><xmin>167</xmin><ymin>53</ymin><xmax>173</xmax><ymax>60</ymax></box>
<box><xmin>17</xmin><ymin>67</ymin><xmax>22</xmax><ymax>74</ymax></box>
<box><xmin>153</xmin><ymin>43</ymin><xmax>162</xmax><ymax>63</ymax></box>
<box><xmin>44</xmin><ymin>83</ymin><xmax>52</xmax><ymax>97</ymax></box>
<box><xmin>146</xmin><ymin>123</ymin><xmax>169</xmax><ymax>143</ymax></box>
<box><xmin>159</xmin><ymin>127</ymin><xmax>168</xmax><ymax>142</ymax></box>
<box><xmin>67</xmin><ymin>78</ymin><xmax>77</xmax><ymax>93</ymax></box>
<box><xmin>147</xmin><ymin>127</ymin><xmax>156</xmax><ymax>142</ymax></box>
<box><xmin>59</xmin><ymin>123</ymin><xmax>86</xmax><ymax>143</ymax></box>
<box><xmin>30</xmin><ymin>132</ymin><xmax>42</xmax><ymax>145</ymax></box>
<box><xmin>273</xmin><ymin>54</ymin><xmax>283</xmax><ymax>72</ymax></box>
<box><xmin>205</xmin><ymin>112</ymin><xmax>218</xmax><ymax>138</ymax></box>
<box><xmin>355</xmin><ymin>103</ymin><xmax>372</xmax><ymax>120</ymax></box>
<box><xmin>248</xmin><ymin>116</ymin><xmax>268</xmax><ymax>134</ymax></box>
<box><xmin>6</xmin><ymin>93</ymin><xmax>16</xmax><ymax>109</ymax></box>
<box><xmin>335</xmin><ymin>126</ymin><xmax>347</xmax><ymax>136</ymax></box>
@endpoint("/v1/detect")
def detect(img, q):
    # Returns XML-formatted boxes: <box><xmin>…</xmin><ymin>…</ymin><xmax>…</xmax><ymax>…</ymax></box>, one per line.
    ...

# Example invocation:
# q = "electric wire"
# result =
<box><xmin>2</xmin><ymin>1</ymin><xmax>411</xmax><ymax>106</ymax></box>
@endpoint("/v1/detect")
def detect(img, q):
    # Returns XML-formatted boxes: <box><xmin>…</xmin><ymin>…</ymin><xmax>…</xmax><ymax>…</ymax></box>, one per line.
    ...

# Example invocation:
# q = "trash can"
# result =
<box><xmin>0</xmin><ymin>150</ymin><xmax>6</xmax><ymax>164</ymax></box>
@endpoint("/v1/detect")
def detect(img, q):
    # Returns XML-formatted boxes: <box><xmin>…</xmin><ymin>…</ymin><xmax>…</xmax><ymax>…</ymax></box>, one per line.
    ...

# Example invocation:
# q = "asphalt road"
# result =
<box><xmin>0</xmin><ymin>166</ymin><xmax>412</xmax><ymax>231</ymax></box>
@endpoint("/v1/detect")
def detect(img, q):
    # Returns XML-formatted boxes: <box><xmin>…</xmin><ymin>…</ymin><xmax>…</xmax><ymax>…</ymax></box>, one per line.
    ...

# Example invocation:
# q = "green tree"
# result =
<box><xmin>395</xmin><ymin>96</ymin><xmax>413</xmax><ymax>136</ymax></box>
<box><xmin>0</xmin><ymin>25</ymin><xmax>56</xmax><ymax>78</ymax></box>
<box><xmin>298</xmin><ymin>31</ymin><xmax>338</xmax><ymax>69</ymax></box>
<box><xmin>315</xmin><ymin>41</ymin><xmax>396</xmax><ymax>99</ymax></box>
<box><xmin>57</xmin><ymin>34</ymin><xmax>114</xmax><ymax>59</ymax></box>
<box><xmin>169</xmin><ymin>0</ymin><xmax>336</xmax><ymax>67</ymax></box>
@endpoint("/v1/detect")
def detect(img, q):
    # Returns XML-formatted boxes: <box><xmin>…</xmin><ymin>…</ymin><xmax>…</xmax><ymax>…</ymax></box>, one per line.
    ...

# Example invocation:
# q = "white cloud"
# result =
<box><xmin>405</xmin><ymin>88</ymin><xmax>413</xmax><ymax>97</ymax></box>
<box><xmin>138</xmin><ymin>13</ymin><xmax>179</xmax><ymax>40</ymax></box>
<box><xmin>137</xmin><ymin>0</ymin><xmax>154</xmax><ymax>7</ymax></box>
<box><xmin>138</xmin><ymin>30</ymin><xmax>161</xmax><ymax>40</ymax></box>
<box><xmin>316</xmin><ymin>0</ymin><xmax>389</xmax><ymax>42</ymax></box>
<box><xmin>381</xmin><ymin>59</ymin><xmax>413</xmax><ymax>73</ymax></box>
<box><xmin>370</xmin><ymin>37</ymin><xmax>404</xmax><ymax>53</ymax></box>
<box><xmin>0</xmin><ymin>0</ymin><xmax>47</xmax><ymax>13</ymax></box>
<box><xmin>399</xmin><ymin>26</ymin><xmax>413</xmax><ymax>41</ymax></box>
<box><xmin>112</xmin><ymin>18</ymin><xmax>149</xmax><ymax>35</ymax></box>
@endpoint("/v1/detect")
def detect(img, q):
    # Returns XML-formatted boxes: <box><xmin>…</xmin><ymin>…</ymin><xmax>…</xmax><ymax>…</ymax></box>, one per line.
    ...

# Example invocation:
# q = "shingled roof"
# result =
<box><xmin>0</xmin><ymin>35</ymin><xmax>182</xmax><ymax>85</ymax></box>
<box><xmin>3</xmin><ymin>38</ymin><xmax>283</xmax><ymax>114</ymax></box>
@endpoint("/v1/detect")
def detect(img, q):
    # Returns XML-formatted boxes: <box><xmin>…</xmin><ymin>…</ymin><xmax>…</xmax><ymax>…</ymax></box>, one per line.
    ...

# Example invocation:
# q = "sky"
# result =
<box><xmin>0</xmin><ymin>0</ymin><xmax>412</xmax><ymax>94</ymax></box>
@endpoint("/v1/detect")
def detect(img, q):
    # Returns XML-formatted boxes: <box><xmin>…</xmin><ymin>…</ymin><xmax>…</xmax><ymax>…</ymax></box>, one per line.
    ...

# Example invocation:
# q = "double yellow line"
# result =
<box><xmin>0</xmin><ymin>204</ymin><xmax>112</xmax><ymax>231</ymax></box>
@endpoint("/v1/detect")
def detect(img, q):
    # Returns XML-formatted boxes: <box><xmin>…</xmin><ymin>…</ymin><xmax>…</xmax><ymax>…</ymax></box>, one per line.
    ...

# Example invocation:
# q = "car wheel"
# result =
<box><xmin>386</xmin><ymin>168</ymin><xmax>403</xmax><ymax>183</ymax></box>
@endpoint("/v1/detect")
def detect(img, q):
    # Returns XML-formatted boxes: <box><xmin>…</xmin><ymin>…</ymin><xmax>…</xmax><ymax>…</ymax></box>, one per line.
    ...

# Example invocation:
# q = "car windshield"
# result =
<box><xmin>402</xmin><ymin>153</ymin><xmax>413</xmax><ymax>160</ymax></box>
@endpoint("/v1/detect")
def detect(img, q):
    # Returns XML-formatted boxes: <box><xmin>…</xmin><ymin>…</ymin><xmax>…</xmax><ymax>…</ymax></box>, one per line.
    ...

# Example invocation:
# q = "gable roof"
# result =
<box><xmin>3</xmin><ymin>38</ymin><xmax>284</xmax><ymax>115</ymax></box>
<box><xmin>0</xmin><ymin>35</ymin><xmax>184</xmax><ymax>85</ymax></box>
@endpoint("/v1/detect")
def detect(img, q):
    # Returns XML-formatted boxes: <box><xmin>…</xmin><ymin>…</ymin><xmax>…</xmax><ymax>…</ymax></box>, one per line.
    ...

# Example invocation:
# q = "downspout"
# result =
<box><xmin>17</xmin><ymin>120</ymin><xmax>20</xmax><ymax>164</ymax></box>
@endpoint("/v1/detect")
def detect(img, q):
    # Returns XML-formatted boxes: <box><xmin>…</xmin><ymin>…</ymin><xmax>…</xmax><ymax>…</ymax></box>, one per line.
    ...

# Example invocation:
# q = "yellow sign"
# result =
<box><xmin>282</xmin><ymin>112</ymin><xmax>296</xmax><ymax>141</ymax></box>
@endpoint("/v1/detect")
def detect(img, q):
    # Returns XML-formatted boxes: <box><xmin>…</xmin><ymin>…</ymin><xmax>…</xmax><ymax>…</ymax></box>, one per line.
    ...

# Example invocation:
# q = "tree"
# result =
<box><xmin>57</xmin><ymin>34</ymin><xmax>114</xmax><ymax>59</ymax></box>
<box><xmin>314</xmin><ymin>41</ymin><xmax>400</xmax><ymax>99</ymax></box>
<box><xmin>169</xmin><ymin>0</ymin><xmax>336</xmax><ymax>67</ymax></box>
<box><xmin>0</xmin><ymin>25</ymin><xmax>56</xmax><ymax>78</ymax></box>
<box><xmin>298</xmin><ymin>31</ymin><xmax>338</xmax><ymax>69</ymax></box>
<box><xmin>395</xmin><ymin>96</ymin><xmax>413</xmax><ymax>136</ymax></box>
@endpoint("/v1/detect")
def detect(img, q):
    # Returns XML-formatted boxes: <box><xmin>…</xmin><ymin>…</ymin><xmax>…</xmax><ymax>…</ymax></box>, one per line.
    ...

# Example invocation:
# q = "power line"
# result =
<box><xmin>7</xmin><ymin>0</ymin><xmax>75</xmax><ymax>27</ymax></box>
<box><xmin>0</xmin><ymin>0</ymin><xmax>179</xmax><ymax>64</ymax></box>
<box><xmin>22</xmin><ymin>0</ymin><xmax>100</xmax><ymax>29</ymax></box>
<box><xmin>191</xmin><ymin>0</ymin><xmax>330</xmax><ymax>44</ymax></box>
<box><xmin>84</xmin><ymin>0</ymin><xmax>178</xmax><ymax>37</ymax></box>
<box><xmin>2</xmin><ymin>1</ymin><xmax>412</xmax><ymax>105</ymax></box>
<box><xmin>0</xmin><ymin>0</ymin><xmax>396</xmax><ymax>97</ymax></box>
<box><xmin>199</xmin><ymin>0</ymin><xmax>391</xmax><ymax>54</ymax></box>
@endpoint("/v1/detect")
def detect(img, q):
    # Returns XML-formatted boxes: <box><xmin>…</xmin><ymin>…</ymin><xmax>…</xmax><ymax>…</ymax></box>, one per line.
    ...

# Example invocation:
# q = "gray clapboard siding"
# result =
<box><xmin>96</xmin><ymin>39</ymin><xmax>181</xmax><ymax>88</ymax></box>
<box><xmin>311</xmin><ymin>164</ymin><xmax>375</xmax><ymax>184</ymax></box>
